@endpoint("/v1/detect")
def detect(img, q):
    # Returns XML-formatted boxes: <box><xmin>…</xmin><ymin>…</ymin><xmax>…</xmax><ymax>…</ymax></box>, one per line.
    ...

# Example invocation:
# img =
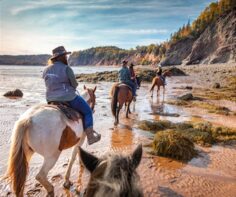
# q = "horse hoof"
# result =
<box><xmin>47</xmin><ymin>191</ymin><xmax>54</xmax><ymax>197</ymax></box>
<box><xmin>63</xmin><ymin>181</ymin><xmax>73</xmax><ymax>189</ymax></box>
<box><xmin>114</xmin><ymin>122</ymin><xmax>118</xmax><ymax>126</ymax></box>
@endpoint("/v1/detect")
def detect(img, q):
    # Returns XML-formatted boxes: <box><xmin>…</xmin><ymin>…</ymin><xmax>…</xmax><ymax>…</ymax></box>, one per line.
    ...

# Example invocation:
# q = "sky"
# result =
<box><xmin>0</xmin><ymin>0</ymin><xmax>216</xmax><ymax>55</ymax></box>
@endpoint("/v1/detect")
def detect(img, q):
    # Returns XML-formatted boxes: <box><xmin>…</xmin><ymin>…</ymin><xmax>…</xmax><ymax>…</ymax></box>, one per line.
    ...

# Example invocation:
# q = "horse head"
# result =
<box><xmin>163</xmin><ymin>69</ymin><xmax>172</xmax><ymax>77</ymax></box>
<box><xmin>83</xmin><ymin>85</ymin><xmax>97</xmax><ymax>111</ymax></box>
<box><xmin>79</xmin><ymin>145</ymin><xmax>143</xmax><ymax>197</ymax></box>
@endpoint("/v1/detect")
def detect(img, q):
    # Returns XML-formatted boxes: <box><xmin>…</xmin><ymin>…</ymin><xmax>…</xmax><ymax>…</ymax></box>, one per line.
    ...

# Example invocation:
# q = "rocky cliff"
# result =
<box><xmin>162</xmin><ymin>9</ymin><xmax>236</xmax><ymax>65</ymax></box>
<box><xmin>0</xmin><ymin>55</ymin><xmax>50</xmax><ymax>65</ymax></box>
<box><xmin>68</xmin><ymin>46</ymin><xmax>160</xmax><ymax>66</ymax></box>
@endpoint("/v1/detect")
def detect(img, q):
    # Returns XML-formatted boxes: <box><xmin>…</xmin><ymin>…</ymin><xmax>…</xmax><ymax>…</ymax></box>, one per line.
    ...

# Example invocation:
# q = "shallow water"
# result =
<box><xmin>0</xmin><ymin>66</ymin><xmax>236</xmax><ymax>197</ymax></box>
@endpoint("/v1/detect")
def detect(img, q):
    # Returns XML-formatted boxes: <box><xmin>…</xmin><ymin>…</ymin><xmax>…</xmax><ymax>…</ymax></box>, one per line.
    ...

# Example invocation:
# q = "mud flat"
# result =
<box><xmin>0</xmin><ymin>64</ymin><xmax>236</xmax><ymax>196</ymax></box>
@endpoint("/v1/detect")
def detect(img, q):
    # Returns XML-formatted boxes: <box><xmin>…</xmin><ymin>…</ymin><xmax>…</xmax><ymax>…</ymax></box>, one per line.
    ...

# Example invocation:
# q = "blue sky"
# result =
<box><xmin>0</xmin><ymin>0</ymin><xmax>215</xmax><ymax>55</ymax></box>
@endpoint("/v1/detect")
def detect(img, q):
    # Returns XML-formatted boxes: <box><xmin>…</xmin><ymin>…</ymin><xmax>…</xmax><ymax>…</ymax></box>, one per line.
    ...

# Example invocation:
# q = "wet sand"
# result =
<box><xmin>0</xmin><ymin>64</ymin><xmax>236</xmax><ymax>197</ymax></box>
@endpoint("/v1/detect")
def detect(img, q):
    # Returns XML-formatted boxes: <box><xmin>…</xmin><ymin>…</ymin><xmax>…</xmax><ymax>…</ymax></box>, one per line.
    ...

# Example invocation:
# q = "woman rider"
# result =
<box><xmin>129</xmin><ymin>63</ymin><xmax>141</xmax><ymax>88</ymax></box>
<box><xmin>42</xmin><ymin>46</ymin><xmax>101</xmax><ymax>145</ymax></box>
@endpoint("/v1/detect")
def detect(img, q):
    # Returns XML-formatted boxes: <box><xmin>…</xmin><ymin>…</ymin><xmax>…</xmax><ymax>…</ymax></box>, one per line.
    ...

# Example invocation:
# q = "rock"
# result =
<box><xmin>178</xmin><ymin>93</ymin><xmax>194</xmax><ymax>101</ymax></box>
<box><xmin>213</xmin><ymin>83</ymin><xmax>220</xmax><ymax>89</ymax></box>
<box><xmin>167</xmin><ymin>67</ymin><xmax>186</xmax><ymax>76</ymax></box>
<box><xmin>186</xmin><ymin>86</ymin><xmax>192</xmax><ymax>90</ymax></box>
<box><xmin>3</xmin><ymin>89</ymin><xmax>23</xmax><ymax>97</ymax></box>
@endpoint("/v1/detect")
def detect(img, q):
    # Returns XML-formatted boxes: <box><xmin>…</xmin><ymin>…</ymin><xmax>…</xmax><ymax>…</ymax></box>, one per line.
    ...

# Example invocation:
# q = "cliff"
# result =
<box><xmin>0</xmin><ymin>55</ymin><xmax>50</xmax><ymax>65</ymax></box>
<box><xmin>68</xmin><ymin>46</ymin><xmax>161</xmax><ymax>66</ymax></box>
<box><xmin>162</xmin><ymin>9</ymin><xmax>236</xmax><ymax>65</ymax></box>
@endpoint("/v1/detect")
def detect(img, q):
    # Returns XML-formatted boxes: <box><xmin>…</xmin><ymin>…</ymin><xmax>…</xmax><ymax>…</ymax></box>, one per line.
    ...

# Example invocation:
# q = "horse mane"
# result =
<box><xmin>109</xmin><ymin>83</ymin><xmax>119</xmax><ymax>98</ymax></box>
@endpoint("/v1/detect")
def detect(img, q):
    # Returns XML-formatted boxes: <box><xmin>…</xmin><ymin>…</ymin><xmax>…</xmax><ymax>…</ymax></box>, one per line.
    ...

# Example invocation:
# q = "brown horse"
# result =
<box><xmin>110</xmin><ymin>83</ymin><xmax>133</xmax><ymax>125</ymax></box>
<box><xmin>150</xmin><ymin>70</ymin><xmax>172</xmax><ymax>97</ymax></box>
<box><xmin>79</xmin><ymin>144</ymin><xmax>143</xmax><ymax>197</ymax></box>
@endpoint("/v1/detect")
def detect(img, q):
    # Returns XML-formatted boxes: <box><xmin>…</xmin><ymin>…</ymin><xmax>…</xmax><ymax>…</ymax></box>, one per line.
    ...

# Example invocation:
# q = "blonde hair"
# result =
<box><xmin>47</xmin><ymin>58</ymin><xmax>54</xmax><ymax>66</ymax></box>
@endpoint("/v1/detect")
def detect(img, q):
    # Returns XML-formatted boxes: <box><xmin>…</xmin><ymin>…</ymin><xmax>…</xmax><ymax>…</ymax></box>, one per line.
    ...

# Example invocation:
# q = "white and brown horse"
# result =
<box><xmin>79</xmin><ymin>145</ymin><xmax>143</xmax><ymax>197</ymax></box>
<box><xmin>6</xmin><ymin>85</ymin><xmax>97</xmax><ymax>197</ymax></box>
<box><xmin>150</xmin><ymin>70</ymin><xmax>172</xmax><ymax>97</ymax></box>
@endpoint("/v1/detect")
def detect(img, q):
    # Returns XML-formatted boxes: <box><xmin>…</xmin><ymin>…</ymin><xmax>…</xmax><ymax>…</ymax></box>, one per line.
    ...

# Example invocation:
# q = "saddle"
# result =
<box><xmin>118</xmin><ymin>83</ymin><xmax>132</xmax><ymax>91</ymax></box>
<box><xmin>47</xmin><ymin>101</ymin><xmax>80</xmax><ymax>121</ymax></box>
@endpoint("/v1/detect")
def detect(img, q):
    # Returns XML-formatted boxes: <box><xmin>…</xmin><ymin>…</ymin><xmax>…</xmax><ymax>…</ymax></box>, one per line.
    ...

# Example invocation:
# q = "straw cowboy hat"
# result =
<box><xmin>50</xmin><ymin>46</ymin><xmax>71</xmax><ymax>60</ymax></box>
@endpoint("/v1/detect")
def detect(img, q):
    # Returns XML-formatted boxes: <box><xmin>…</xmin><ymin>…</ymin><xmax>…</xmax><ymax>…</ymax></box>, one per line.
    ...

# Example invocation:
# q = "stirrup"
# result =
<box><xmin>93</xmin><ymin>130</ymin><xmax>101</xmax><ymax>137</ymax></box>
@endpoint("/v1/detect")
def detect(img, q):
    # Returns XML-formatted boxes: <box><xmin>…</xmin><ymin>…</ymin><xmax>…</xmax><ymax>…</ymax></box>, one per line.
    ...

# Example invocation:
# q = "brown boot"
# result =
<box><xmin>85</xmin><ymin>127</ymin><xmax>101</xmax><ymax>145</ymax></box>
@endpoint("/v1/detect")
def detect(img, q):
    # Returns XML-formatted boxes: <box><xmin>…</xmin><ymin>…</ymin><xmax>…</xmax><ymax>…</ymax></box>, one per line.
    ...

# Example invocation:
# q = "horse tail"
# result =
<box><xmin>111</xmin><ymin>86</ymin><xmax>119</xmax><ymax>116</ymax></box>
<box><xmin>150</xmin><ymin>78</ymin><xmax>156</xmax><ymax>92</ymax></box>
<box><xmin>7</xmin><ymin>118</ymin><xmax>31</xmax><ymax>197</ymax></box>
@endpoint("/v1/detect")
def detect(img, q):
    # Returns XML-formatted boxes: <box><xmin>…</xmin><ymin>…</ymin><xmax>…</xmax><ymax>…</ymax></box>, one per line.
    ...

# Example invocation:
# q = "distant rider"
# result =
<box><xmin>118</xmin><ymin>60</ymin><xmax>137</xmax><ymax>98</ymax></box>
<box><xmin>42</xmin><ymin>46</ymin><xmax>101</xmax><ymax>145</ymax></box>
<box><xmin>156</xmin><ymin>65</ymin><xmax>166</xmax><ymax>85</ymax></box>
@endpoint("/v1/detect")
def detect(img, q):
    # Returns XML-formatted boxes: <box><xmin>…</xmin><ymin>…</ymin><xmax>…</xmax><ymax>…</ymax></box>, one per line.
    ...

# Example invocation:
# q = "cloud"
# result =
<box><xmin>2</xmin><ymin>0</ymin><xmax>216</xmax><ymax>54</ymax></box>
<box><xmin>10</xmin><ymin>0</ymin><xmax>71</xmax><ymax>15</ymax></box>
<box><xmin>100</xmin><ymin>29</ymin><xmax>169</xmax><ymax>35</ymax></box>
<box><xmin>10</xmin><ymin>0</ymin><xmax>211</xmax><ymax>16</ymax></box>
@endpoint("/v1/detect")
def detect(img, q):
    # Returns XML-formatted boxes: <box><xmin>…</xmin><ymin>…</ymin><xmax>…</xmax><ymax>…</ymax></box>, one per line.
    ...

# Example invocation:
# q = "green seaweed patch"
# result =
<box><xmin>194</xmin><ymin>102</ymin><xmax>231</xmax><ymax>115</ymax></box>
<box><xmin>138</xmin><ymin>120</ymin><xmax>173</xmax><ymax>133</ymax></box>
<box><xmin>167</xmin><ymin>99</ymin><xmax>232</xmax><ymax>116</ymax></box>
<box><xmin>152</xmin><ymin>130</ymin><xmax>197</xmax><ymax>161</ymax></box>
<box><xmin>193</xmin><ymin>76</ymin><xmax>236</xmax><ymax>102</ymax></box>
<box><xmin>138</xmin><ymin>120</ymin><xmax>236</xmax><ymax>146</ymax></box>
<box><xmin>212</xmin><ymin>126</ymin><xmax>236</xmax><ymax>142</ymax></box>
<box><xmin>166</xmin><ymin>100</ymin><xmax>189</xmax><ymax>106</ymax></box>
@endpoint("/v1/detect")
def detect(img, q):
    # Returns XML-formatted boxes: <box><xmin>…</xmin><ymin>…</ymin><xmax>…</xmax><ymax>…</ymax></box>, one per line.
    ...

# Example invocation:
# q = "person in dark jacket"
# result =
<box><xmin>43</xmin><ymin>46</ymin><xmax>101</xmax><ymax>145</ymax></box>
<box><xmin>118</xmin><ymin>60</ymin><xmax>137</xmax><ymax>97</ymax></box>
<box><xmin>156</xmin><ymin>65</ymin><xmax>166</xmax><ymax>85</ymax></box>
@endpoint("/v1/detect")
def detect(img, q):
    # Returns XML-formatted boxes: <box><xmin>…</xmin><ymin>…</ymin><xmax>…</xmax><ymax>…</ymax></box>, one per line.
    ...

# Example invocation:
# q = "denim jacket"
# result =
<box><xmin>118</xmin><ymin>66</ymin><xmax>131</xmax><ymax>83</ymax></box>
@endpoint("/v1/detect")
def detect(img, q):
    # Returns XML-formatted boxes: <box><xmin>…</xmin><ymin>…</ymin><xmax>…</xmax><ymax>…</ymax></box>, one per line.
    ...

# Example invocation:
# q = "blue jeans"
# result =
<box><xmin>124</xmin><ymin>81</ymin><xmax>137</xmax><ymax>96</ymax></box>
<box><xmin>68</xmin><ymin>95</ymin><xmax>93</xmax><ymax>129</ymax></box>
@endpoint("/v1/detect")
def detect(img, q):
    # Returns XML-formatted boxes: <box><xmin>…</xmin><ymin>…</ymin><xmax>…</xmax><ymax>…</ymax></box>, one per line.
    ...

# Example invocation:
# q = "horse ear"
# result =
<box><xmin>93</xmin><ymin>86</ymin><xmax>97</xmax><ymax>92</ymax></box>
<box><xmin>79</xmin><ymin>147</ymin><xmax>99</xmax><ymax>173</ymax></box>
<box><xmin>84</xmin><ymin>85</ymin><xmax>87</xmax><ymax>90</ymax></box>
<box><xmin>131</xmin><ymin>144</ymin><xmax>142</xmax><ymax>169</ymax></box>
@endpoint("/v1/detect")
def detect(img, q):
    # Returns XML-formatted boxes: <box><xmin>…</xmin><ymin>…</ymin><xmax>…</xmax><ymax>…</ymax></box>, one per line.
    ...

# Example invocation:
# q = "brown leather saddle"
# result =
<box><xmin>118</xmin><ymin>83</ymin><xmax>132</xmax><ymax>91</ymax></box>
<box><xmin>47</xmin><ymin>101</ymin><xmax>80</xmax><ymax>121</ymax></box>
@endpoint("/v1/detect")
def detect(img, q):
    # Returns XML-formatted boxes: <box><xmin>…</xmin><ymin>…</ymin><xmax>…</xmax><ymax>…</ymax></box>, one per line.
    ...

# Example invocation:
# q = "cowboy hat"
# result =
<box><xmin>50</xmin><ymin>46</ymin><xmax>71</xmax><ymax>60</ymax></box>
<box><xmin>122</xmin><ymin>60</ymin><xmax>128</xmax><ymax>64</ymax></box>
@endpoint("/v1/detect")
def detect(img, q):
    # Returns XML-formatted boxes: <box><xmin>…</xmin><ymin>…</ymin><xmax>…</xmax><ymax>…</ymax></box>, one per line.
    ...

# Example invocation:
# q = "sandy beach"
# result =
<box><xmin>0</xmin><ymin>64</ymin><xmax>236</xmax><ymax>197</ymax></box>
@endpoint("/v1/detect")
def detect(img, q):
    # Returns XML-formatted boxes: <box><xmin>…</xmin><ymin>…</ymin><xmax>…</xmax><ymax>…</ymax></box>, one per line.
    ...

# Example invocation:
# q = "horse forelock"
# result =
<box><xmin>89</xmin><ymin>153</ymin><xmax>142</xmax><ymax>197</ymax></box>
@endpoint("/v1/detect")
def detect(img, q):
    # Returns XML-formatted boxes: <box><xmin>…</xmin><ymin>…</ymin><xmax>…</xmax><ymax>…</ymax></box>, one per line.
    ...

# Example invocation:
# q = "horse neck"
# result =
<box><xmin>163</xmin><ymin>72</ymin><xmax>168</xmax><ymax>77</ymax></box>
